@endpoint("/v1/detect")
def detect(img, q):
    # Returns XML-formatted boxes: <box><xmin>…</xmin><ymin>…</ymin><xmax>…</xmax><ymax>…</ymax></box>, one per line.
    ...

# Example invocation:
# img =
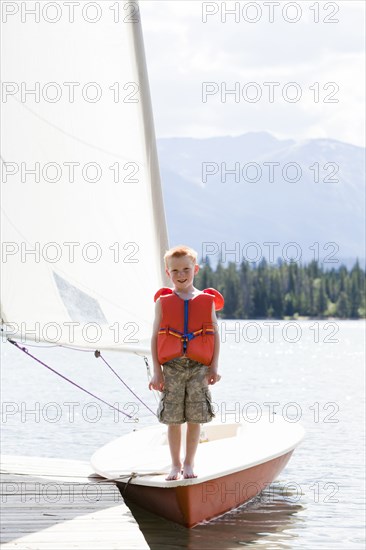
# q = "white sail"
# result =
<box><xmin>1</xmin><ymin>1</ymin><xmax>169</xmax><ymax>352</ymax></box>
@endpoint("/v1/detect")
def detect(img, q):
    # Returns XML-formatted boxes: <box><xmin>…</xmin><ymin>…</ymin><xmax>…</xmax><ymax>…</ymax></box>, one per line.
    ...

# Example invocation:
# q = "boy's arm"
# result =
<box><xmin>208</xmin><ymin>303</ymin><xmax>221</xmax><ymax>385</ymax></box>
<box><xmin>149</xmin><ymin>299</ymin><xmax>165</xmax><ymax>391</ymax></box>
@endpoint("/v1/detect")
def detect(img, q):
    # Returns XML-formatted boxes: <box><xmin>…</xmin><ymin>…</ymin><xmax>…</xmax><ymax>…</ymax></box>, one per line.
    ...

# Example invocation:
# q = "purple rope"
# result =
<box><xmin>7</xmin><ymin>339</ymin><xmax>133</xmax><ymax>419</ymax></box>
<box><xmin>97</xmin><ymin>352</ymin><xmax>157</xmax><ymax>417</ymax></box>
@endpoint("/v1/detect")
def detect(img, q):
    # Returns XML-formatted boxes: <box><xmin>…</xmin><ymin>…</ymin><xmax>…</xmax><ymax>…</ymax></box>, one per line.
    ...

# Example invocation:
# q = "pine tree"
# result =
<box><xmin>222</xmin><ymin>262</ymin><xmax>240</xmax><ymax>318</ymax></box>
<box><xmin>317</xmin><ymin>279</ymin><xmax>328</xmax><ymax>317</ymax></box>
<box><xmin>269</xmin><ymin>271</ymin><xmax>284</xmax><ymax>318</ymax></box>
<box><xmin>336</xmin><ymin>291</ymin><xmax>350</xmax><ymax>318</ymax></box>
<box><xmin>197</xmin><ymin>257</ymin><xmax>214</xmax><ymax>290</ymax></box>
<box><xmin>238</xmin><ymin>260</ymin><xmax>254</xmax><ymax>319</ymax></box>
<box><xmin>288</xmin><ymin>263</ymin><xmax>296</xmax><ymax>293</ymax></box>
<box><xmin>349</xmin><ymin>260</ymin><xmax>364</xmax><ymax>318</ymax></box>
<box><xmin>284</xmin><ymin>292</ymin><xmax>295</xmax><ymax>317</ymax></box>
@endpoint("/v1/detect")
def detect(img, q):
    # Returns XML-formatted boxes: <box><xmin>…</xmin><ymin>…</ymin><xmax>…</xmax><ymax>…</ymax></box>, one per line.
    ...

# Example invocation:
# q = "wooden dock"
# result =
<box><xmin>0</xmin><ymin>454</ymin><xmax>149</xmax><ymax>549</ymax></box>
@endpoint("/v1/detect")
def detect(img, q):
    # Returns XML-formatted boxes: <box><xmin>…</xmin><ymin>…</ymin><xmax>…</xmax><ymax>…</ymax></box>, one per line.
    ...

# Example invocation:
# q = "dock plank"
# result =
<box><xmin>0</xmin><ymin>454</ymin><xmax>149</xmax><ymax>550</ymax></box>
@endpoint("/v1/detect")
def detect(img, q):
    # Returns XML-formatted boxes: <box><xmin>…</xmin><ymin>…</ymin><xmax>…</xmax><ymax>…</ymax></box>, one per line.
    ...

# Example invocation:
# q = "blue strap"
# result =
<box><xmin>183</xmin><ymin>300</ymin><xmax>188</xmax><ymax>352</ymax></box>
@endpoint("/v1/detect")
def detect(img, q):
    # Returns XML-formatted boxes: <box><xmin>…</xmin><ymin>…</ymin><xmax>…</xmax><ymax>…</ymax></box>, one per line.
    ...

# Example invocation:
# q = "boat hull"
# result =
<box><xmin>117</xmin><ymin>449</ymin><xmax>293</xmax><ymax>528</ymax></box>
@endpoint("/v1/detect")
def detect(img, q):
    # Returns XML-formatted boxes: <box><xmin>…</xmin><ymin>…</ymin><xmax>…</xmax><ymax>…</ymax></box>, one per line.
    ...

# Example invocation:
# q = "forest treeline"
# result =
<box><xmin>195</xmin><ymin>258</ymin><xmax>366</xmax><ymax>319</ymax></box>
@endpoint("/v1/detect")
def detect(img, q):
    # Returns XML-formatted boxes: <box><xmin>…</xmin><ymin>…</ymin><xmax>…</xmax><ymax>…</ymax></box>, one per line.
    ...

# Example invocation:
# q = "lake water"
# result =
<box><xmin>1</xmin><ymin>320</ymin><xmax>365</xmax><ymax>549</ymax></box>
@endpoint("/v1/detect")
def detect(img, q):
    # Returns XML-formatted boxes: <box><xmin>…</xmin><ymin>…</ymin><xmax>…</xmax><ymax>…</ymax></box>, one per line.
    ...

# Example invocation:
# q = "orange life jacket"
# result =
<box><xmin>154</xmin><ymin>287</ymin><xmax>224</xmax><ymax>366</ymax></box>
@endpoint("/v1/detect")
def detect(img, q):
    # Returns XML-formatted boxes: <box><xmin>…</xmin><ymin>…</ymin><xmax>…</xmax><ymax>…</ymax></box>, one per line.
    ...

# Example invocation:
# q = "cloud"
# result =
<box><xmin>141</xmin><ymin>0</ymin><xmax>365</xmax><ymax>146</ymax></box>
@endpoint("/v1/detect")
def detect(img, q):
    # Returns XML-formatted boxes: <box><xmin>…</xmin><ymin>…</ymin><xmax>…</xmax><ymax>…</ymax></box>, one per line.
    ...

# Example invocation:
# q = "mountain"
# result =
<box><xmin>157</xmin><ymin>132</ymin><xmax>365</xmax><ymax>270</ymax></box>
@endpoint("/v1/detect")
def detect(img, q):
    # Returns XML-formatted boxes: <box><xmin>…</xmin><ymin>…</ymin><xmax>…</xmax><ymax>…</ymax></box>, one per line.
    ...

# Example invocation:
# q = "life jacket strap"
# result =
<box><xmin>157</xmin><ymin>327</ymin><xmax>215</xmax><ymax>340</ymax></box>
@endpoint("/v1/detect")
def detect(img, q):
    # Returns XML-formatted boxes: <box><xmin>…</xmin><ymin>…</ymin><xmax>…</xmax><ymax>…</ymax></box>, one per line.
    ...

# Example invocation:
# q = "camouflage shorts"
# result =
<box><xmin>157</xmin><ymin>357</ymin><xmax>215</xmax><ymax>424</ymax></box>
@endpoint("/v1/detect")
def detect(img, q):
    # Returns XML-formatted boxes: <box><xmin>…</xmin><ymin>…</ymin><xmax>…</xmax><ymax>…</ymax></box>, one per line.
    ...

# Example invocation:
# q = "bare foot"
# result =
<box><xmin>182</xmin><ymin>463</ymin><xmax>197</xmax><ymax>479</ymax></box>
<box><xmin>166</xmin><ymin>464</ymin><xmax>182</xmax><ymax>481</ymax></box>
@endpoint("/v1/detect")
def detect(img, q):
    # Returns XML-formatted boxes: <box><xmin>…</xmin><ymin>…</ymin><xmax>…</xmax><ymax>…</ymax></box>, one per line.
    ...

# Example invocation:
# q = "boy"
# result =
<box><xmin>149</xmin><ymin>245</ymin><xmax>224</xmax><ymax>480</ymax></box>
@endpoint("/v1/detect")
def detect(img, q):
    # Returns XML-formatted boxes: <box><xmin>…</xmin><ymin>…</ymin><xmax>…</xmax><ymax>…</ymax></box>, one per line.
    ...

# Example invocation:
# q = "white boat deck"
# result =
<box><xmin>91</xmin><ymin>417</ymin><xmax>305</xmax><ymax>487</ymax></box>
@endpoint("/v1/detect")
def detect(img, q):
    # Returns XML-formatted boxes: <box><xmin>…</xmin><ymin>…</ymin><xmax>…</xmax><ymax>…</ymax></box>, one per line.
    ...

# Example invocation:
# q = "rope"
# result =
<box><xmin>104</xmin><ymin>471</ymin><xmax>168</xmax><ymax>483</ymax></box>
<box><xmin>95</xmin><ymin>351</ymin><xmax>157</xmax><ymax>417</ymax></box>
<box><xmin>4</xmin><ymin>334</ymin><xmax>158</xmax><ymax>419</ymax></box>
<box><xmin>109</xmin><ymin>471</ymin><xmax>169</xmax><ymax>495</ymax></box>
<box><xmin>6</xmin><ymin>339</ymin><xmax>134</xmax><ymax>419</ymax></box>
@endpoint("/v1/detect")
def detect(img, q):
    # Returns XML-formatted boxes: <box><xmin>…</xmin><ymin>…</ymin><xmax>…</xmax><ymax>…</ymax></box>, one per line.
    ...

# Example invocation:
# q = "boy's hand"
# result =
<box><xmin>149</xmin><ymin>372</ymin><xmax>165</xmax><ymax>391</ymax></box>
<box><xmin>207</xmin><ymin>366</ymin><xmax>221</xmax><ymax>385</ymax></box>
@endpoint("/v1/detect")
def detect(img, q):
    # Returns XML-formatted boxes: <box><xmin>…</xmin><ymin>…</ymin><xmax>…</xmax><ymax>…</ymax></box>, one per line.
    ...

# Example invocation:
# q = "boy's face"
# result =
<box><xmin>166</xmin><ymin>256</ymin><xmax>199</xmax><ymax>291</ymax></box>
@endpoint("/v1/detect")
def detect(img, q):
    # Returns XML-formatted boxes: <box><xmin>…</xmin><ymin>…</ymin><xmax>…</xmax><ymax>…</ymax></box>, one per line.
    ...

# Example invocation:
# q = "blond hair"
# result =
<box><xmin>164</xmin><ymin>245</ymin><xmax>198</xmax><ymax>268</ymax></box>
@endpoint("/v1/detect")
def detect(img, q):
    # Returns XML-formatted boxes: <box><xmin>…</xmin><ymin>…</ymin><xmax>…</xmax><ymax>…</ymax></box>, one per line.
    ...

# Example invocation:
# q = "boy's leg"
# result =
<box><xmin>183</xmin><ymin>422</ymin><xmax>200</xmax><ymax>479</ymax></box>
<box><xmin>158</xmin><ymin>360</ymin><xmax>187</xmax><ymax>480</ymax></box>
<box><xmin>166</xmin><ymin>424</ymin><xmax>182</xmax><ymax>480</ymax></box>
<box><xmin>183</xmin><ymin>361</ymin><xmax>215</xmax><ymax>478</ymax></box>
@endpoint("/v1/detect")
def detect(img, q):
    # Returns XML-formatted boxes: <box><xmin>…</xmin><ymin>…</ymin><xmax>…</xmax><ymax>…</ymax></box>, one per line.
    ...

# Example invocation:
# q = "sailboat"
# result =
<box><xmin>91</xmin><ymin>417</ymin><xmax>305</xmax><ymax>528</ymax></box>
<box><xmin>1</xmin><ymin>0</ymin><xmax>304</xmax><ymax>528</ymax></box>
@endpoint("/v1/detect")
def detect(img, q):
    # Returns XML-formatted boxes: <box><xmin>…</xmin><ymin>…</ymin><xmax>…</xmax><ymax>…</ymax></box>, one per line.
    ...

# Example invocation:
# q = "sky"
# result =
<box><xmin>141</xmin><ymin>0</ymin><xmax>365</xmax><ymax>147</ymax></box>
